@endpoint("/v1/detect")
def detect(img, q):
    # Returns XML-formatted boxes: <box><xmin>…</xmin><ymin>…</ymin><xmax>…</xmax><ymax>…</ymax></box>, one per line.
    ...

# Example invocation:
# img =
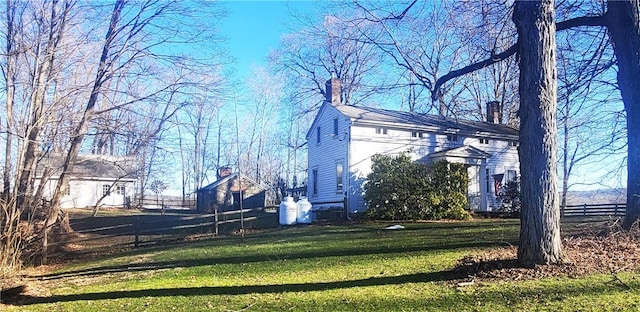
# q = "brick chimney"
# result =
<box><xmin>218</xmin><ymin>166</ymin><xmax>232</xmax><ymax>179</ymax></box>
<box><xmin>486</xmin><ymin>101</ymin><xmax>502</xmax><ymax>124</ymax></box>
<box><xmin>325</xmin><ymin>74</ymin><xmax>342</xmax><ymax>105</ymax></box>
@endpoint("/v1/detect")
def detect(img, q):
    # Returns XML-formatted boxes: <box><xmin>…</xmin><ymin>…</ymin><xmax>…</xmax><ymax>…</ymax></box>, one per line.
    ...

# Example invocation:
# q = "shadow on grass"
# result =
<box><xmin>6</xmin><ymin>271</ymin><xmax>457</xmax><ymax>305</ymax></box>
<box><xmin>8</xmin><ymin>271</ymin><xmax>640</xmax><ymax>307</ymax></box>
<box><xmin>36</xmin><ymin>239</ymin><xmax>511</xmax><ymax>281</ymax></box>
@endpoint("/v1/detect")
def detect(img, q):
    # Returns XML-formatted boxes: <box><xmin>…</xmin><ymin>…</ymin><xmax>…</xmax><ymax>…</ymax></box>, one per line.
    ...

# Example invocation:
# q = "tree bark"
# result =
<box><xmin>513</xmin><ymin>0</ymin><xmax>563</xmax><ymax>266</ymax></box>
<box><xmin>606</xmin><ymin>0</ymin><xmax>640</xmax><ymax>229</ymax></box>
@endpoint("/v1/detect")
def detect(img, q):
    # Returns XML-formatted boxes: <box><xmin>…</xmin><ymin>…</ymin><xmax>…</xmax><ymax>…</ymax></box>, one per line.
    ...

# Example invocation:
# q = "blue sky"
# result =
<box><xmin>218</xmin><ymin>1</ymin><xmax>319</xmax><ymax>79</ymax></box>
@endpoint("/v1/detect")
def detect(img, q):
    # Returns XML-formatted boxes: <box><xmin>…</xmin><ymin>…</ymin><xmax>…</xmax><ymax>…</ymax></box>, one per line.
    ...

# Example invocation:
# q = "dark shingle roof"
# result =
<box><xmin>39</xmin><ymin>154</ymin><xmax>137</xmax><ymax>180</ymax></box>
<box><xmin>335</xmin><ymin>105</ymin><xmax>518</xmax><ymax>137</ymax></box>
<box><xmin>199</xmin><ymin>172</ymin><xmax>267</xmax><ymax>192</ymax></box>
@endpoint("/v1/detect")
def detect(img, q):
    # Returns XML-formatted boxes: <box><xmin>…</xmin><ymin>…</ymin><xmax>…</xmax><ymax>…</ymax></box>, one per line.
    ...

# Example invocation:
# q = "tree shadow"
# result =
<box><xmin>35</xmin><ymin>239</ymin><xmax>505</xmax><ymax>281</ymax></box>
<box><xmin>4</xmin><ymin>271</ymin><xmax>458</xmax><ymax>306</ymax></box>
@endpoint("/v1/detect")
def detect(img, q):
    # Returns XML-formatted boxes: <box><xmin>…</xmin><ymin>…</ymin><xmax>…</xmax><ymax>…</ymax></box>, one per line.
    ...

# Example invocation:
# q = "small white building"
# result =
<box><xmin>37</xmin><ymin>154</ymin><xmax>137</xmax><ymax>209</ymax></box>
<box><xmin>306</xmin><ymin>78</ymin><xmax>520</xmax><ymax>215</ymax></box>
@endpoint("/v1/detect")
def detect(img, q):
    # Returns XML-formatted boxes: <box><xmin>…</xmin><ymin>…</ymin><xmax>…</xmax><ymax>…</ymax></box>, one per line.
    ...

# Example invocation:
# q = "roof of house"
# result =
<box><xmin>306</xmin><ymin>103</ymin><xmax>518</xmax><ymax>139</ymax></box>
<box><xmin>335</xmin><ymin>105</ymin><xmax>518</xmax><ymax>137</ymax></box>
<box><xmin>199</xmin><ymin>172</ymin><xmax>268</xmax><ymax>192</ymax></box>
<box><xmin>38</xmin><ymin>154</ymin><xmax>137</xmax><ymax>181</ymax></box>
<box><xmin>429</xmin><ymin>145</ymin><xmax>493</xmax><ymax>160</ymax></box>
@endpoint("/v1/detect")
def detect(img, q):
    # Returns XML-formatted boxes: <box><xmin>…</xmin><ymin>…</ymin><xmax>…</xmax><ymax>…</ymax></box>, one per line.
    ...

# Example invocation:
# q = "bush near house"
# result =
<box><xmin>364</xmin><ymin>153</ymin><xmax>470</xmax><ymax>221</ymax></box>
<box><xmin>497</xmin><ymin>177</ymin><xmax>521</xmax><ymax>214</ymax></box>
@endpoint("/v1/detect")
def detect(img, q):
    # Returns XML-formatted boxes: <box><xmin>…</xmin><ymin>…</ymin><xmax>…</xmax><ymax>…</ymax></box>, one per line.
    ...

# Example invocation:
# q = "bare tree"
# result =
<box><xmin>351</xmin><ymin>0</ymin><xmax>481</xmax><ymax>116</ymax></box>
<box><xmin>453</xmin><ymin>0</ymin><xmax>519</xmax><ymax>124</ymax></box>
<box><xmin>175</xmin><ymin>85</ymin><xmax>224</xmax><ymax>194</ymax></box>
<box><xmin>1</xmin><ymin>0</ymin><xmax>20</xmax><ymax>199</ymax></box>
<box><xmin>271</xmin><ymin>7</ymin><xmax>384</xmax><ymax>110</ymax></box>
<box><xmin>556</xmin><ymin>26</ymin><xmax>624</xmax><ymax>209</ymax></box>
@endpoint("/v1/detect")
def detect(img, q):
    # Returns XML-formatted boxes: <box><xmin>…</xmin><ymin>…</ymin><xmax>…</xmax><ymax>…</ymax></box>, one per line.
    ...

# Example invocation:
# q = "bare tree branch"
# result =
<box><xmin>432</xmin><ymin>14</ymin><xmax>608</xmax><ymax>101</ymax></box>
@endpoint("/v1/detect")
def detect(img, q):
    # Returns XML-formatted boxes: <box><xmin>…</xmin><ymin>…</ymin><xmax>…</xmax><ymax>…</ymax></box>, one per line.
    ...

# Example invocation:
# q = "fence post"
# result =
<box><xmin>134</xmin><ymin>216</ymin><xmax>140</xmax><ymax>248</ymax></box>
<box><xmin>615</xmin><ymin>203</ymin><xmax>619</xmax><ymax>216</ymax></box>
<box><xmin>583</xmin><ymin>203</ymin><xmax>587</xmax><ymax>216</ymax></box>
<box><xmin>214</xmin><ymin>207</ymin><xmax>219</xmax><ymax>236</ymax></box>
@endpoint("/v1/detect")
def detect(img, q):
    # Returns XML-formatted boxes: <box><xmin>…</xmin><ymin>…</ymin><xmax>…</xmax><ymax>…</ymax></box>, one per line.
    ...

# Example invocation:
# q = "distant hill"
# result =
<box><xmin>564</xmin><ymin>188</ymin><xmax>626</xmax><ymax>206</ymax></box>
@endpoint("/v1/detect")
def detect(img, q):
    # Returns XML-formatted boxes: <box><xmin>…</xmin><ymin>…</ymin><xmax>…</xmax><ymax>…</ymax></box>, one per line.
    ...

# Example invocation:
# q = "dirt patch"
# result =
<box><xmin>453</xmin><ymin>220</ymin><xmax>640</xmax><ymax>283</ymax></box>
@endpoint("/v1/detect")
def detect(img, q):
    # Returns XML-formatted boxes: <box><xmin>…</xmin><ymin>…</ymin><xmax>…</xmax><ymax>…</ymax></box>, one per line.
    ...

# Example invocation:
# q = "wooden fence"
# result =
<box><xmin>561</xmin><ymin>203</ymin><xmax>626</xmax><ymax>218</ymax></box>
<box><xmin>134</xmin><ymin>195</ymin><xmax>197</xmax><ymax>210</ymax></box>
<box><xmin>52</xmin><ymin>208</ymin><xmax>274</xmax><ymax>250</ymax></box>
<box><xmin>133</xmin><ymin>208</ymin><xmax>264</xmax><ymax>247</ymax></box>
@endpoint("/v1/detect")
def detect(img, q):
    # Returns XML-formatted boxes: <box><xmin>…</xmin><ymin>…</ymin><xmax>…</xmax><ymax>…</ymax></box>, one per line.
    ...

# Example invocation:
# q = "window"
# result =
<box><xmin>64</xmin><ymin>185</ymin><xmax>71</xmax><ymax>196</ymax></box>
<box><xmin>116</xmin><ymin>185</ymin><xmax>125</xmax><ymax>195</ymax></box>
<box><xmin>480</xmin><ymin>138</ymin><xmax>490</xmax><ymax>144</ymax></box>
<box><xmin>485</xmin><ymin>168</ymin><xmax>490</xmax><ymax>195</ymax></box>
<box><xmin>336</xmin><ymin>162</ymin><xmax>344</xmax><ymax>192</ymax></box>
<box><xmin>447</xmin><ymin>134</ymin><xmax>458</xmax><ymax>142</ymax></box>
<box><xmin>411</xmin><ymin>131</ymin><xmax>423</xmax><ymax>138</ymax></box>
<box><xmin>312</xmin><ymin>168</ymin><xmax>318</xmax><ymax>196</ymax></box>
<box><xmin>506</xmin><ymin>170</ymin><xmax>518</xmax><ymax>182</ymax></box>
<box><xmin>102</xmin><ymin>184</ymin><xmax>111</xmax><ymax>196</ymax></box>
<box><xmin>333</xmin><ymin>118</ymin><xmax>339</xmax><ymax>136</ymax></box>
<box><xmin>510</xmin><ymin>141</ymin><xmax>519</xmax><ymax>147</ymax></box>
<box><xmin>316</xmin><ymin>126</ymin><xmax>321</xmax><ymax>144</ymax></box>
<box><xmin>375</xmin><ymin>127</ymin><xmax>388</xmax><ymax>135</ymax></box>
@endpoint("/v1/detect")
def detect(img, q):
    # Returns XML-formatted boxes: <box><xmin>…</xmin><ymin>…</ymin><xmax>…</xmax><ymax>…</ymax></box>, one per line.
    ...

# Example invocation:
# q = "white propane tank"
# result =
<box><xmin>296</xmin><ymin>197</ymin><xmax>312</xmax><ymax>224</ymax></box>
<box><xmin>279</xmin><ymin>196</ymin><xmax>297</xmax><ymax>225</ymax></box>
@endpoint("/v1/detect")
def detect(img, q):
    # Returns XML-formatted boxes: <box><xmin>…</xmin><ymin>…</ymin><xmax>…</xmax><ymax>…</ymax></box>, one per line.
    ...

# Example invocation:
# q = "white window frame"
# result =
<box><xmin>312</xmin><ymin>168</ymin><xmax>319</xmax><ymax>196</ymax></box>
<box><xmin>375</xmin><ymin>127</ymin><xmax>388</xmax><ymax>135</ymax></box>
<box><xmin>102</xmin><ymin>184</ymin><xmax>111</xmax><ymax>197</ymax></box>
<box><xmin>336</xmin><ymin>161</ymin><xmax>344</xmax><ymax>193</ymax></box>
<box><xmin>116</xmin><ymin>184</ymin><xmax>125</xmax><ymax>195</ymax></box>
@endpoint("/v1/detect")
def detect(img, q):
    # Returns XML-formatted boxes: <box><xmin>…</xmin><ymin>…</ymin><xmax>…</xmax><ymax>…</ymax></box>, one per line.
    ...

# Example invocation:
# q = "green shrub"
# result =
<box><xmin>364</xmin><ymin>153</ymin><xmax>470</xmax><ymax>221</ymax></box>
<box><xmin>497</xmin><ymin>177</ymin><xmax>521</xmax><ymax>213</ymax></box>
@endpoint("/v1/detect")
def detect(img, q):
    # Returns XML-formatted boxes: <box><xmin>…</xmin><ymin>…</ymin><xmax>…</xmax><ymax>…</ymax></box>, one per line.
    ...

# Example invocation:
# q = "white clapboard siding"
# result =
<box><xmin>307</xmin><ymin>104</ymin><xmax>349</xmax><ymax>209</ymax></box>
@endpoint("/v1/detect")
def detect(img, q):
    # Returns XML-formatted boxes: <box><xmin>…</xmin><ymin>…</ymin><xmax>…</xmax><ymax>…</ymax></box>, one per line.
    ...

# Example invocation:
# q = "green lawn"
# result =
<box><xmin>4</xmin><ymin>219</ymin><xmax>640</xmax><ymax>311</ymax></box>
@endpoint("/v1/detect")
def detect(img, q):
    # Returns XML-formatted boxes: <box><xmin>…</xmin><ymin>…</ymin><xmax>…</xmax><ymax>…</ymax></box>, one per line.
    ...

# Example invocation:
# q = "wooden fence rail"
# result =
<box><xmin>133</xmin><ymin>208</ymin><xmax>264</xmax><ymax>247</ymax></box>
<box><xmin>50</xmin><ymin>208</ymin><xmax>270</xmax><ymax>248</ymax></box>
<box><xmin>561</xmin><ymin>203</ymin><xmax>626</xmax><ymax>218</ymax></box>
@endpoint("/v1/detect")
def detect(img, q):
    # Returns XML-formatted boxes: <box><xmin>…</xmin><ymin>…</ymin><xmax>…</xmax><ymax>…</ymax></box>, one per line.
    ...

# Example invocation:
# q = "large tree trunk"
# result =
<box><xmin>513</xmin><ymin>0</ymin><xmax>563</xmax><ymax>266</ymax></box>
<box><xmin>606</xmin><ymin>0</ymin><xmax>640</xmax><ymax>229</ymax></box>
<box><xmin>3</xmin><ymin>0</ymin><xmax>17</xmax><ymax>200</ymax></box>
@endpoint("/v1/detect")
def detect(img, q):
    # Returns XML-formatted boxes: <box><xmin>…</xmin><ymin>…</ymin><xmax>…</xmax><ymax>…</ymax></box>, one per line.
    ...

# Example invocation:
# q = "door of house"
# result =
<box><xmin>466</xmin><ymin>165</ymin><xmax>481</xmax><ymax>211</ymax></box>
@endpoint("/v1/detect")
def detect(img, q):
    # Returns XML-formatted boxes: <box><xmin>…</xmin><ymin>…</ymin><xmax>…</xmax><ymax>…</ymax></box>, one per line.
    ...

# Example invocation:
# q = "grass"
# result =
<box><xmin>4</xmin><ymin>219</ymin><xmax>640</xmax><ymax>311</ymax></box>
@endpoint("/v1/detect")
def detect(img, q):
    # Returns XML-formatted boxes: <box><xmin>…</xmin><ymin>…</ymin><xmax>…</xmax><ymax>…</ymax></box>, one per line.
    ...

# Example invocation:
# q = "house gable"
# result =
<box><xmin>306</xmin><ymin>102</ymin><xmax>349</xmax><ymax>142</ymax></box>
<box><xmin>306</xmin><ymin>102</ymin><xmax>351</xmax><ymax>209</ymax></box>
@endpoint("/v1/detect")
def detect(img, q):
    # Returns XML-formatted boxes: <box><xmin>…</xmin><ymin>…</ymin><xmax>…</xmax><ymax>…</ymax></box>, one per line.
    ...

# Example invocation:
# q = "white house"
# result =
<box><xmin>306</xmin><ymin>77</ymin><xmax>520</xmax><ymax>215</ymax></box>
<box><xmin>36</xmin><ymin>154</ymin><xmax>137</xmax><ymax>209</ymax></box>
